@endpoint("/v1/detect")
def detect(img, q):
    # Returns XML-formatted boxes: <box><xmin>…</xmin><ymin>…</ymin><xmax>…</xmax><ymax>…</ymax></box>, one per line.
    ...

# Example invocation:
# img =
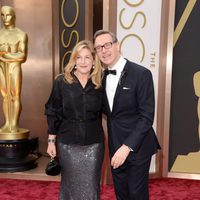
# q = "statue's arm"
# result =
<box><xmin>0</xmin><ymin>33</ymin><xmax>28</xmax><ymax>63</ymax></box>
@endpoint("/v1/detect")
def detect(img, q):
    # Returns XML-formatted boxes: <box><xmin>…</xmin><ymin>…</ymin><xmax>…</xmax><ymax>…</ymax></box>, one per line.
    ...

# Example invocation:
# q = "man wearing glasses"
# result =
<box><xmin>94</xmin><ymin>30</ymin><xmax>160</xmax><ymax>200</ymax></box>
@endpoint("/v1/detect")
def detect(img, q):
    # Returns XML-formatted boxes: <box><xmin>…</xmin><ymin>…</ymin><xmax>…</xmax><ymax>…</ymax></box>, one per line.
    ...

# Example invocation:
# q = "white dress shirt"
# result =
<box><xmin>106</xmin><ymin>56</ymin><xmax>133</xmax><ymax>152</ymax></box>
<box><xmin>106</xmin><ymin>56</ymin><xmax>126</xmax><ymax>111</ymax></box>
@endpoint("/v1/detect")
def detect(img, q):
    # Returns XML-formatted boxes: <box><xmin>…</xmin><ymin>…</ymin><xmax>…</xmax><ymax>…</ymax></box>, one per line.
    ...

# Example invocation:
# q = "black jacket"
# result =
<box><xmin>45</xmin><ymin>74</ymin><xmax>104</xmax><ymax>145</ymax></box>
<box><xmin>103</xmin><ymin>60</ymin><xmax>161</xmax><ymax>159</ymax></box>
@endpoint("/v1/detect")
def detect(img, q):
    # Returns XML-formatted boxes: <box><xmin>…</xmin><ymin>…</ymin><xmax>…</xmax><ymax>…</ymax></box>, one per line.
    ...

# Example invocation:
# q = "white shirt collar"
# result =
<box><xmin>108</xmin><ymin>56</ymin><xmax>126</xmax><ymax>76</ymax></box>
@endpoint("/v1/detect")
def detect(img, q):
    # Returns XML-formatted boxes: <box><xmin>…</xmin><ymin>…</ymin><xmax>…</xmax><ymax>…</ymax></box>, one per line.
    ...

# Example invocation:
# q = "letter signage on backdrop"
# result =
<box><xmin>117</xmin><ymin>0</ymin><xmax>162</xmax><ymax>172</ymax></box>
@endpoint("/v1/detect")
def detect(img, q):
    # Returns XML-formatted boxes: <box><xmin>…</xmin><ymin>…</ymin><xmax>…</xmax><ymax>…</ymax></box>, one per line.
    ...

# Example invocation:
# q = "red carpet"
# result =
<box><xmin>0</xmin><ymin>178</ymin><xmax>200</xmax><ymax>199</ymax></box>
<box><xmin>149</xmin><ymin>178</ymin><xmax>200</xmax><ymax>200</ymax></box>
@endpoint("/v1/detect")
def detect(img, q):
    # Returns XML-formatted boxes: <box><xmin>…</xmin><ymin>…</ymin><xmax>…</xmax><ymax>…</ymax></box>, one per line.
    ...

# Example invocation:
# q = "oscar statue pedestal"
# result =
<box><xmin>171</xmin><ymin>151</ymin><xmax>200</xmax><ymax>173</ymax></box>
<box><xmin>0</xmin><ymin>129</ymin><xmax>39</xmax><ymax>172</ymax></box>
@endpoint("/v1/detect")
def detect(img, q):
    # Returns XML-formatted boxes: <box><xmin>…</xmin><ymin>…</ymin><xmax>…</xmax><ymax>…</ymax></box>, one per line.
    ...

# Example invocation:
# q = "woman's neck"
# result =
<box><xmin>74</xmin><ymin>71</ymin><xmax>89</xmax><ymax>88</ymax></box>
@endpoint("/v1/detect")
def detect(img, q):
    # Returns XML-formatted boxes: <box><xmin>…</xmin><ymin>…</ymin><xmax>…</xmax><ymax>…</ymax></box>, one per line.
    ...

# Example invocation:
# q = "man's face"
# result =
<box><xmin>94</xmin><ymin>33</ymin><xmax>120</xmax><ymax>68</ymax></box>
<box><xmin>1</xmin><ymin>7</ymin><xmax>15</xmax><ymax>27</ymax></box>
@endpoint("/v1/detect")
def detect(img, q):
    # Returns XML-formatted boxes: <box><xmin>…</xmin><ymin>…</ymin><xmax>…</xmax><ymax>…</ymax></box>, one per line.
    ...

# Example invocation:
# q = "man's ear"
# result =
<box><xmin>116</xmin><ymin>42</ymin><xmax>121</xmax><ymax>52</ymax></box>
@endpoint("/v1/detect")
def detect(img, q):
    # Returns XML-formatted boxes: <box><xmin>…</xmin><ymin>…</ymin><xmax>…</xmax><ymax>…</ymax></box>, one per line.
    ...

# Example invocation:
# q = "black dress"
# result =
<box><xmin>45</xmin><ymin>74</ymin><xmax>104</xmax><ymax>200</ymax></box>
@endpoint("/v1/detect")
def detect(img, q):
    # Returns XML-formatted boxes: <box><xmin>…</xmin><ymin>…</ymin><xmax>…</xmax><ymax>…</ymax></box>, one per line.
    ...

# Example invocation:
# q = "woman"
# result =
<box><xmin>45</xmin><ymin>40</ymin><xmax>104</xmax><ymax>200</ymax></box>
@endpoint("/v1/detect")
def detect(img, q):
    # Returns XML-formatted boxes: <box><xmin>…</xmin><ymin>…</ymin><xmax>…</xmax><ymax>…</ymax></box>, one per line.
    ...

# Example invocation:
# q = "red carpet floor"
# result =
<box><xmin>0</xmin><ymin>178</ymin><xmax>200</xmax><ymax>199</ymax></box>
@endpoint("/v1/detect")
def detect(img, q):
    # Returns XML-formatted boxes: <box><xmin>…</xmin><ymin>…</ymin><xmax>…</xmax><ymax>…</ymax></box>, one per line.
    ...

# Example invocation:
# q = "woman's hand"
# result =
<box><xmin>47</xmin><ymin>135</ymin><xmax>56</xmax><ymax>158</ymax></box>
<box><xmin>47</xmin><ymin>143</ymin><xmax>56</xmax><ymax>158</ymax></box>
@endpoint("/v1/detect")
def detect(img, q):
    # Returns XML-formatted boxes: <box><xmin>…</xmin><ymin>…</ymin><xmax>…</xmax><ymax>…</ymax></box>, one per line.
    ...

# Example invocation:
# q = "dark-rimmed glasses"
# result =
<box><xmin>95</xmin><ymin>41</ymin><xmax>116</xmax><ymax>53</ymax></box>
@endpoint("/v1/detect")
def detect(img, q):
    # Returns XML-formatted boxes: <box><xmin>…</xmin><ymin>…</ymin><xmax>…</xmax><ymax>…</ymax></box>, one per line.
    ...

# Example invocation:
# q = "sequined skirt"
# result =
<box><xmin>57</xmin><ymin>142</ymin><xmax>104</xmax><ymax>200</ymax></box>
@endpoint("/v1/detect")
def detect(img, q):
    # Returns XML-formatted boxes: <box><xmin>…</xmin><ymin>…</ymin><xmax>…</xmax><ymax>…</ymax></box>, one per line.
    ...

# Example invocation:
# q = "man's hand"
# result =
<box><xmin>111</xmin><ymin>144</ymin><xmax>131</xmax><ymax>169</ymax></box>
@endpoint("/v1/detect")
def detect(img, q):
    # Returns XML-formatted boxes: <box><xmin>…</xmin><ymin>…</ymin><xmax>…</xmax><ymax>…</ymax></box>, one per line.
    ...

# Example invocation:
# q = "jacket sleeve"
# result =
<box><xmin>44</xmin><ymin>76</ymin><xmax>63</xmax><ymax>135</ymax></box>
<box><xmin>124</xmin><ymin>69</ymin><xmax>155</xmax><ymax>151</ymax></box>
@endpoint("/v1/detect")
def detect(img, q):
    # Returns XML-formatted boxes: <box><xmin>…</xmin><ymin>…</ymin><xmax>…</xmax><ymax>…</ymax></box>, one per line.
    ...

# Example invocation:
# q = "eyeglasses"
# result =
<box><xmin>95</xmin><ymin>41</ymin><xmax>116</xmax><ymax>53</ymax></box>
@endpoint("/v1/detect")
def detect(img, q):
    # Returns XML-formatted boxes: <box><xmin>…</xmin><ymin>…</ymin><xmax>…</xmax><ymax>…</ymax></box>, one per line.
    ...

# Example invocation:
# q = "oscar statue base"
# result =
<box><xmin>0</xmin><ymin>154</ymin><xmax>38</xmax><ymax>172</ymax></box>
<box><xmin>0</xmin><ymin>138</ymin><xmax>39</xmax><ymax>172</ymax></box>
<box><xmin>0</xmin><ymin>128</ymin><xmax>29</xmax><ymax>140</ymax></box>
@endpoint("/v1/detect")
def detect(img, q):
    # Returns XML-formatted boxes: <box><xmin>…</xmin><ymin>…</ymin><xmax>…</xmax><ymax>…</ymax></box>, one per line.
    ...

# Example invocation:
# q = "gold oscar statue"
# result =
<box><xmin>0</xmin><ymin>6</ymin><xmax>29</xmax><ymax>140</ymax></box>
<box><xmin>171</xmin><ymin>71</ymin><xmax>200</xmax><ymax>173</ymax></box>
<box><xmin>193</xmin><ymin>71</ymin><xmax>200</xmax><ymax>143</ymax></box>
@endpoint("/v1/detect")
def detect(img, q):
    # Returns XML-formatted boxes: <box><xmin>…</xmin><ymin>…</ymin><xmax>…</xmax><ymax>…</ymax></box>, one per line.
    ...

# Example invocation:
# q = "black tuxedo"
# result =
<box><xmin>103</xmin><ymin>59</ymin><xmax>161</xmax><ymax>200</ymax></box>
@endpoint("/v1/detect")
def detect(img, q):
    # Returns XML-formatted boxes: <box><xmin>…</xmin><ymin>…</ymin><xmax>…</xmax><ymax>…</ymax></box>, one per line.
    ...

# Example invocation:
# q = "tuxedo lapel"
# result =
<box><xmin>102</xmin><ymin>73</ymin><xmax>112</xmax><ymax>114</ymax></box>
<box><xmin>112</xmin><ymin>66</ymin><xmax>128</xmax><ymax>113</ymax></box>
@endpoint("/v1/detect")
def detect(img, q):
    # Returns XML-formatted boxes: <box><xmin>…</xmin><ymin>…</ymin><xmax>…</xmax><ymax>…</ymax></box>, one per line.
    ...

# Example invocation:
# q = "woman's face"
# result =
<box><xmin>75</xmin><ymin>48</ymin><xmax>94</xmax><ymax>75</ymax></box>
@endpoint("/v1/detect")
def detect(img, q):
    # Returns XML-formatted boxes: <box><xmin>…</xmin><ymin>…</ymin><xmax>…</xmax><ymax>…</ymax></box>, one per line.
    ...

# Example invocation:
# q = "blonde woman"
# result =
<box><xmin>45</xmin><ymin>40</ymin><xmax>104</xmax><ymax>200</ymax></box>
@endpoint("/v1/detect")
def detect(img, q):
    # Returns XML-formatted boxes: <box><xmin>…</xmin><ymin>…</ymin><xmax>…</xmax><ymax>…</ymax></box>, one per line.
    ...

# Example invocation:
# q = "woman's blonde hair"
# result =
<box><xmin>64</xmin><ymin>40</ymin><xmax>102</xmax><ymax>89</ymax></box>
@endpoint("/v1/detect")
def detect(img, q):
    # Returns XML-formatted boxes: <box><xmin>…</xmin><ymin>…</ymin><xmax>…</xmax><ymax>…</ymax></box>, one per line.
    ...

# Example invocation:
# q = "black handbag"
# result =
<box><xmin>45</xmin><ymin>157</ymin><xmax>61</xmax><ymax>176</ymax></box>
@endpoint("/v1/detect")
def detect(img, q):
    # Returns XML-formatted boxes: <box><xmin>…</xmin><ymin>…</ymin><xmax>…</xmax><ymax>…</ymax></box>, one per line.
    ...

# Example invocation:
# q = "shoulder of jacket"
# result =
<box><xmin>126</xmin><ymin>60</ymin><xmax>150</xmax><ymax>74</ymax></box>
<box><xmin>55</xmin><ymin>73</ymin><xmax>64</xmax><ymax>80</ymax></box>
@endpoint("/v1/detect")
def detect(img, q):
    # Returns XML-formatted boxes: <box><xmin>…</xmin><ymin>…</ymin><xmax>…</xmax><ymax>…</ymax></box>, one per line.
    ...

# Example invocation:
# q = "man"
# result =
<box><xmin>0</xmin><ymin>6</ymin><xmax>28</xmax><ymax>133</ymax></box>
<box><xmin>94</xmin><ymin>30</ymin><xmax>161</xmax><ymax>200</ymax></box>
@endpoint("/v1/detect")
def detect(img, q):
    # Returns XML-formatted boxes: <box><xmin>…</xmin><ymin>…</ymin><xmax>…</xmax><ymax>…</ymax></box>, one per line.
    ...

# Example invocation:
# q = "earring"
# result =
<box><xmin>92</xmin><ymin>65</ymin><xmax>95</xmax><ymax>69</ymax></box>
<box><xmin>74</xmin><ymin>64</ymin><xmax>77</xmax><ymax>69</ymax></box>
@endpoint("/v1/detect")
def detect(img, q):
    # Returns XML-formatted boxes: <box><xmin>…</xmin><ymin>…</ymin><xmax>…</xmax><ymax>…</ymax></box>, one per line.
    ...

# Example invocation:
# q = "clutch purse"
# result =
<box><xmin>45</xmin><ymin>157</ymin><xmax>61</xmax><ymax>176</ymax></box>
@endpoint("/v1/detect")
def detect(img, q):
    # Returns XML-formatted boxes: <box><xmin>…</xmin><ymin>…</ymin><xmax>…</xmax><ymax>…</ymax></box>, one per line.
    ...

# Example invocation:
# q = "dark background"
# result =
<box><xmin>59</xmin><ymin>0</ymin><xmax>103</xmax><ymax>70</ymax></box>
<box><xmin>169</xmin><ymin>0</ymin><xmax>200</xmax><ymax>170</ymax></box>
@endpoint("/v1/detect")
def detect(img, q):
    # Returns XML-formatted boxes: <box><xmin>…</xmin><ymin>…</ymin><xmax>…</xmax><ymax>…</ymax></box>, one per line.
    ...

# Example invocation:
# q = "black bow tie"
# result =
<box><xmin>104</xmin><ymin>69</ymin><xmax>117</xmax><ymax>76</ymax></box>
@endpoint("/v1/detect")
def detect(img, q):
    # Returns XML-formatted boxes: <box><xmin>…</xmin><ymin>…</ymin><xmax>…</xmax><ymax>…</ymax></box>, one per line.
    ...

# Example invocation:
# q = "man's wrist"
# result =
<box><xmin>128</xmin><ymin>147</ymin><xmax>134</xmax><ymax>152</ymax></box>
<box><xmin>123</xmin><ymin>144</ymin><xmax>134</xmax><ymax>152</ymax></box>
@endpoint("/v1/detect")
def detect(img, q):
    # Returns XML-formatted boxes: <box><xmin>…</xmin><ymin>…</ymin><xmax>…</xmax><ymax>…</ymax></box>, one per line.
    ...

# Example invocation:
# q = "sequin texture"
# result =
<box><xmin>58</xmin><ymin>142</ymin><xmax>104</xmax><ymax>200</ymax></box>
